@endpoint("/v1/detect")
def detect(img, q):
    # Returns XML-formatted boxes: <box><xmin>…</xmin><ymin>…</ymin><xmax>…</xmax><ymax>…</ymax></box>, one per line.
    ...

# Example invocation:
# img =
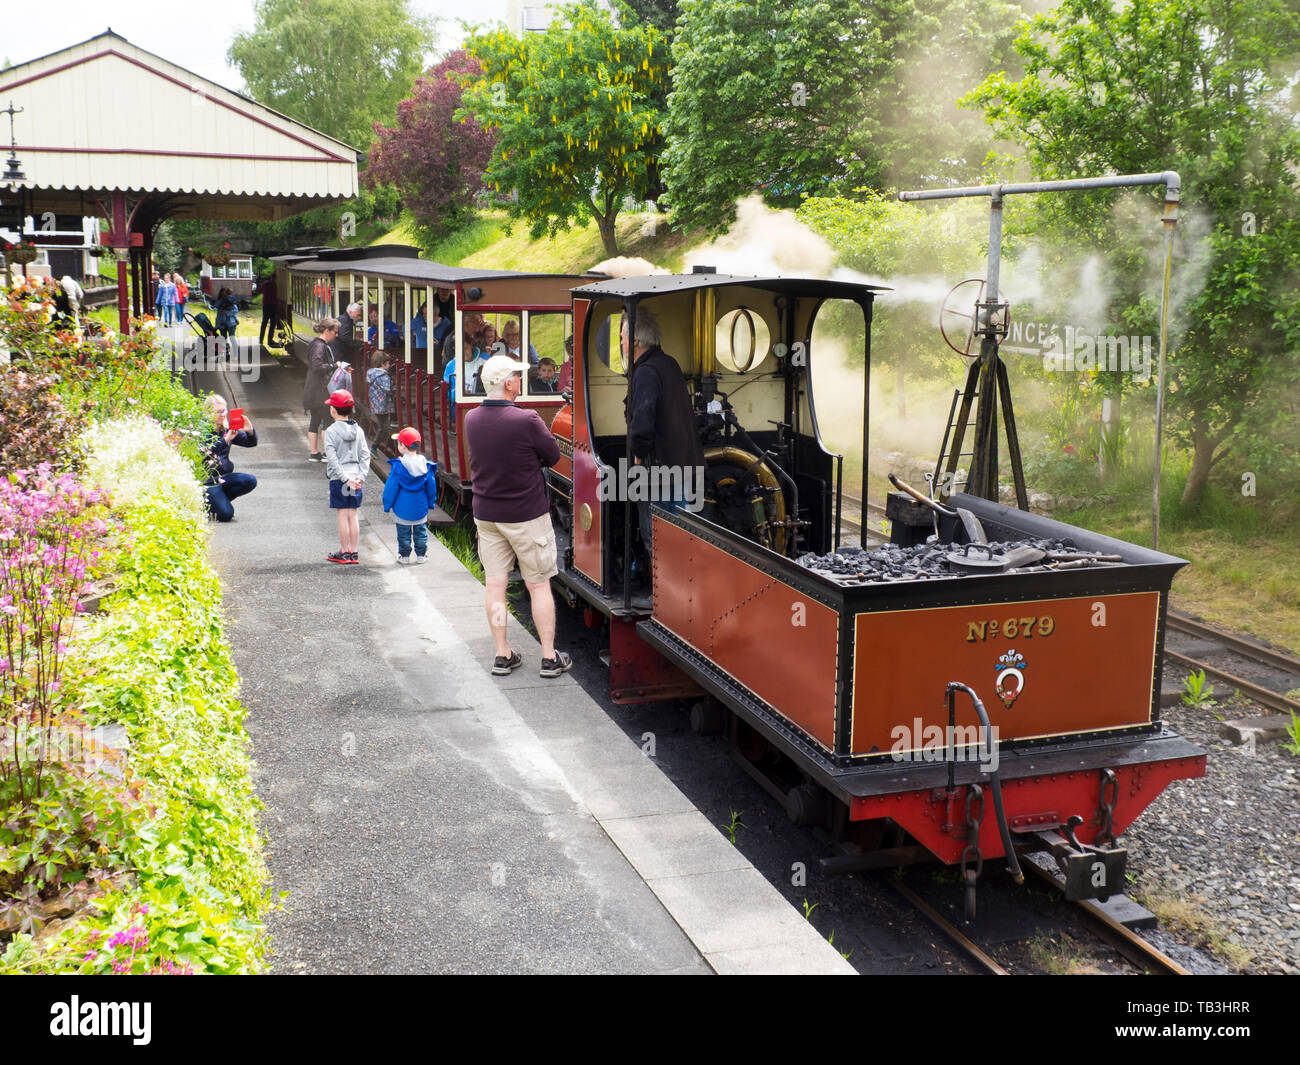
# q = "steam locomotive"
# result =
<box><xmin>279</xmin><ymin>247</ymin><xmax>1206</xmax><ymax>911</ymax></box>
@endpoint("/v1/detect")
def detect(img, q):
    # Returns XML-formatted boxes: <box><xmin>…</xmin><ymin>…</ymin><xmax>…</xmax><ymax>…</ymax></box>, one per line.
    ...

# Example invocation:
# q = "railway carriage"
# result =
<box><xmin>282</xmin><ymin>244</ymin><xmax>590</xmax><ymax>505</ymax></box>
<box><xmin>544</xmin><ymin>269</ymin><xmax>1206</xmax><ymax>908</ymax></box>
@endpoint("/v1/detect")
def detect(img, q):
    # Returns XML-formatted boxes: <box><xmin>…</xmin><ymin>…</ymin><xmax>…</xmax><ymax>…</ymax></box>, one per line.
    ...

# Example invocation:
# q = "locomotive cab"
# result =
<box><xmin>550</xmin><ymin>271</ymin><xmax>880</xmax><ymax>611</ymax></box>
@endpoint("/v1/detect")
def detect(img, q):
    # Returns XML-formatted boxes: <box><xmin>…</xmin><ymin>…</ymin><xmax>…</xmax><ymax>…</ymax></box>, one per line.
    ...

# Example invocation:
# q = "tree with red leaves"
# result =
<box><xmin>365</xmin><ymin>50</ymin><xmax>495</xmax><ymax>239</ymax></box>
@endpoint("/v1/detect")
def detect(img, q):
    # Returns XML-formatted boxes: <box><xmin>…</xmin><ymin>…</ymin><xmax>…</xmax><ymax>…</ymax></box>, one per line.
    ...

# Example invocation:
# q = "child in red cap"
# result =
<box><xmin>381</xmin><ymin>426</ymin><xmax>438</xmax><ymax>564</ymax></box>
<box><xmin>323</xmin><ymin>389</ymin><xmax>371</xmax><ymax>564</ymax></box>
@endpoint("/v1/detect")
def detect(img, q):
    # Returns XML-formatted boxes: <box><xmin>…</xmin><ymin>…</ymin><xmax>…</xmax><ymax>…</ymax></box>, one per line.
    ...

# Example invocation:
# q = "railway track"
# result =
<box><xmin>838</xmin><ymin>494</ymin><xmax>889</xmax><ymax>546</ymax></box>
<box><xmin>1164</xmin><ymin>609</ymin><xmax>1300</xmax><ymax>717</ymax></box>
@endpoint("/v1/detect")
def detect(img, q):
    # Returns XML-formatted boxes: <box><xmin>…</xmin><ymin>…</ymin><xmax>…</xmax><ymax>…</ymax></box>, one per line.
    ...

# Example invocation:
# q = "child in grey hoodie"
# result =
<box><xmin>323</xmin><ymin>389</ymin><xmax>372</xmax><ymax>564</ymax></box>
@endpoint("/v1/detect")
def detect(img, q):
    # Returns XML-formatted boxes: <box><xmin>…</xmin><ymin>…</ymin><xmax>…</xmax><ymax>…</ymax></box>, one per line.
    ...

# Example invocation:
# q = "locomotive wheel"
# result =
<box><xmin>689</xmin><ymin>698</ymin><xmax>727</xmax><ymax>736</ymax></box>
<box><xmin>785</xmin><ymin>783</ymin><xmax>830</xmax><ymax>828</ymax></box>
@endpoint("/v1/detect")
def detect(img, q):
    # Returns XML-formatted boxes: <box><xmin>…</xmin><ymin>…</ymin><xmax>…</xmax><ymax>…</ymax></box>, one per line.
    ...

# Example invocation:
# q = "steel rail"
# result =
<box><xmin>1167</xmin><ymin>611</ymin><xmax>1300</xmax><ymax>677</ymax></box>
<box><xmin>881</xmin><ymin>875</ymin><xmax>1009</xmax><ymax>975</ymax></box>
<box><xmin>1164</xmin><ymin>649</ymin><xmax>1300</xmax><ymax>717</ymax></box>
<box><xmin>1022</xmin><ymin>859</ymin><xmax>1188</xmax><ymax>975</ymax></box>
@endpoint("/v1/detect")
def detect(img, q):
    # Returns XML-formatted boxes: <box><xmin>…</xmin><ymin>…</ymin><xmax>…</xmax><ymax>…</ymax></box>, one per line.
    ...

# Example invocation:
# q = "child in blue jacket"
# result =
<box><xmin>382</xmin><ymin>426</ymin><xmax>438</xmax><ymax>564</ymax></box>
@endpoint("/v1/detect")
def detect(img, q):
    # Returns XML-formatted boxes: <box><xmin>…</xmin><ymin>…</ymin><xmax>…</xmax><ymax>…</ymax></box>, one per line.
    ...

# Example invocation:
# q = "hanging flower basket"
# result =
<box><xmin>87</xmin><ymin>245</ymin><xmax>106</xmax><ymax>258</ymax></box>
<box><xmin>204</xmin><ymin>250</ymin><xmax>231</xmax><ymax>267</ymax></box>
<box><xmin>9</xmin><ymin>245</ymin><xmax>38</xmax><ymax>264</ymax></box>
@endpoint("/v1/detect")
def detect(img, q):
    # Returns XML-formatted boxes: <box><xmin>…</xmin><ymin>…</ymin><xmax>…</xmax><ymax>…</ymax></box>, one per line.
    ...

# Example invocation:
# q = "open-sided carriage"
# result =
<box><xmin>282</xmin><ymin>244</ymin><xmax>590</xmax><ymax>510</ymax></box>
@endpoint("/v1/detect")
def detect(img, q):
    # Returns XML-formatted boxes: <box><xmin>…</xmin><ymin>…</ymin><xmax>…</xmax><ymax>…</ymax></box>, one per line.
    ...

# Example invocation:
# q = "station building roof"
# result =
<box><xmin>0</xmin><ymin>30</ymin><xmax>358</xmax><ymax>220</ymax></box>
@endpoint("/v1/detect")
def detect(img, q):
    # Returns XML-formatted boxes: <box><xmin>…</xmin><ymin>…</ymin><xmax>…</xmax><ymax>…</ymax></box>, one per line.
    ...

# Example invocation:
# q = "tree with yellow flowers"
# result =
<box><xmin>459</xmin><ymin>0</ymin><xmax>668</xmax><ymax>257</ymax></box>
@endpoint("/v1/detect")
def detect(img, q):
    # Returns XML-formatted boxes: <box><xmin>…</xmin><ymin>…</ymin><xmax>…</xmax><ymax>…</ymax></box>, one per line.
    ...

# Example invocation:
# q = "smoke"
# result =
<box><xmin>588</xmin><ymin>255</ymin><xmax>669</xmax><ymax>278</ymax></box>
<box><xmin>683</xmin><ymin>195</ymin><xmax>838</xmax><ymax>276</ymax></box>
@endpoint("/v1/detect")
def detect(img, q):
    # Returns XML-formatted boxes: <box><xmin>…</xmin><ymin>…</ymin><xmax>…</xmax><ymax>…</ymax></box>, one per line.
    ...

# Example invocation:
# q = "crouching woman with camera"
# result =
<box><xmin>202</xmin><ymin>394</ymin><xmax>258</xmax><ymax>522</ymax></box>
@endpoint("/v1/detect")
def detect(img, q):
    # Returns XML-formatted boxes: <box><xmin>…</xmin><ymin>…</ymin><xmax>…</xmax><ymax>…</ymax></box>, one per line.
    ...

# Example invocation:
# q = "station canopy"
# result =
<box><xmin>0</xmin><ymin>29</ymin><xmax>359</xmax><ymax>222</ymax></box>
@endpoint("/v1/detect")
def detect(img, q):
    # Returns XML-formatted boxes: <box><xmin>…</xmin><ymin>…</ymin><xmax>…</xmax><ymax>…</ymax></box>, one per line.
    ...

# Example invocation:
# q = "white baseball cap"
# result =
<box><xmin>479</xmin><ymin>354</ymin><xmax>532</xmax><ymax>390</ymax></box>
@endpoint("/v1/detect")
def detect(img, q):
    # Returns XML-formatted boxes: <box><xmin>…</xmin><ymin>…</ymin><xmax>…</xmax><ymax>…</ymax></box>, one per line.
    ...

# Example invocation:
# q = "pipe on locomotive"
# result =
<box><xmin>945</xmin><ymin>681</ymin><xmax>1025</xmax><ymax>885</ymax></box>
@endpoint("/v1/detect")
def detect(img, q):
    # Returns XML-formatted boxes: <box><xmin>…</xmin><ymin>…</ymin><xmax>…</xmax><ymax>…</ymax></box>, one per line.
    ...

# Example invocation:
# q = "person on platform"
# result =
<box><xmin>335</xmin><ymin>302</ymin><xmax>362</xmax><ymax>362</ymax></box>
<box><xmin>323</xmin><ymin>389</ymin><xmax>371</xmax><ymax>565</ymax></box>
<box><xmin>171</xmin><ymin>273</ymin><xmax>189</xmax><ymax>320</ymax></box>
<box><xmin>367</xmin><ymin>349</ymin><xmax>395</xmax><ymax>446</ymax></box>
<box><xmin>464</xmin><ymin>354</ymin><xmax>570</xmax><ymax>679</ymax></box>
<box><xmin>215</xmin><ymin>287</ymin><xmax>239</xmax><ymax>357</ymax></box>
<box><xmin>382</xmin><ymin>426</ymin><xmax>438</xmax><ymax>565</ymax></box>
<box><xmin>202</xmin><ymin>394</ymin><xmax>258</xmax><ymax>522</ymax></box>
<box><xmin>255</xmin><ymin>273</ymin><xmax>280</xmax><ymax>347</ymax></box>
<box><xmin>302</xmin><ymin>318</ymin><xmax>339</xmax><ymax>462</ymax></box>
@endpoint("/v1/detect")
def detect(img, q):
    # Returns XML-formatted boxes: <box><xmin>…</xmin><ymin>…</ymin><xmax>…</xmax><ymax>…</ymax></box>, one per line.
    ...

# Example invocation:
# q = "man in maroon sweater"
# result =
<box><xmin>465</xmin><ymin>354</ymin><xmax>572</xmax><ymax>678</ymax></box>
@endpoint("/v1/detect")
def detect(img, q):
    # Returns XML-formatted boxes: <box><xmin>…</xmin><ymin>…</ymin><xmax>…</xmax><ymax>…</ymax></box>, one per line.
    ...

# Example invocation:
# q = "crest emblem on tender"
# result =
<box><xmin>994</xmin><ymin>649</ymin><xmax>1026</xmax><ymax>709</ymax></box>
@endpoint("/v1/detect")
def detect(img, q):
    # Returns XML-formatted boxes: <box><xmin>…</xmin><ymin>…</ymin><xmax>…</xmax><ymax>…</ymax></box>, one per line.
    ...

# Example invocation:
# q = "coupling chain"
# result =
<box><xmin>1096</xmin><ymin>768</ymin><xmax>1119</xmax><ymax>848</ymax></box>
<box><xmin>960</xmin><ymin>783</ymin><xmax>985</xmax><ymax>881</ymax></box>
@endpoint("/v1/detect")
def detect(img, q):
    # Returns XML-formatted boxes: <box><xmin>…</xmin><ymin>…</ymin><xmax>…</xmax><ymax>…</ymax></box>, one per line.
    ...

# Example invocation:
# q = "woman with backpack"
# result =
<box><xmin>303</xmin><ymin>318</ymin><xmax>339</xmax><ymax>462</ymax></box>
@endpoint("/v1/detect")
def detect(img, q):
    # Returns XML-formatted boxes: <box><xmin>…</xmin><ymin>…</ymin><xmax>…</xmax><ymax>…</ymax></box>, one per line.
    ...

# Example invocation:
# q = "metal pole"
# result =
<box><xmin>1153</xmin><ymin>193</ymin><xmax>1179</xmax><ymax>550</ymax></box>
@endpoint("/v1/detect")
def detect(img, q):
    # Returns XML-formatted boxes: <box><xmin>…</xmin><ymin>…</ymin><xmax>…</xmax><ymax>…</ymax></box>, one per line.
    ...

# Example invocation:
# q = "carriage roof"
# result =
<box><xmin>288</xmin><ymin>254</ymin><xmax>592</xmax><ymax>287</ymax></box>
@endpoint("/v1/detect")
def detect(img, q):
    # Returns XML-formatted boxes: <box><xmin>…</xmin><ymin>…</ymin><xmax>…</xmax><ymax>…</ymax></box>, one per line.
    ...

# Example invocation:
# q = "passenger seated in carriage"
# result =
<box><xmin>502</xmin><ymin>320</ymin><xmax>539</xmax><ymax>365</ymax></box>
<box><xmin>367</xmin><ymin>307</ymin><xmax>402</xmax><ymax>348</ymax></box>
<box><xmin>529</xmin><ymin>357</ymin><xmax>559</xmax><ymax>392</ymax></box>
<box><xmin>442</xmin><ymin>321</ymin><xmax>491</xmax><ymax>394</ymax></box>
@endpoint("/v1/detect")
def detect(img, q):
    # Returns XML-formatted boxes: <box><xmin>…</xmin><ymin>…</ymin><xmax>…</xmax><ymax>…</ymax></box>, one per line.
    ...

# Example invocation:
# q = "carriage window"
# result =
<box><xmin>524</xmin><ymin>312</ymin><xmax>571</xmax><ymax>395</ymax></box>
<box><xmin>716</xmin><ymin>307</ymin><xmax>772</xmax><ymax>373</ymax></box>
<box><xmin>454</xmin><ymin>311</ymin><xmax>506</xmax><ymax>397</ymax></box>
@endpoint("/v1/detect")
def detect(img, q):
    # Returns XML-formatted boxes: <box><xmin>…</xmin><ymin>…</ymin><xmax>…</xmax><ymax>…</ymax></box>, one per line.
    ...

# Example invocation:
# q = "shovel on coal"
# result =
<box><xmin>888</xmin><ymin>473</ymin><xmax>987</xmax><ymax>545</ymax></box>
<box><xmin>945</xmin><ymin>543</ymin><xmax>1046</xmax><ymax>575</ymax></box>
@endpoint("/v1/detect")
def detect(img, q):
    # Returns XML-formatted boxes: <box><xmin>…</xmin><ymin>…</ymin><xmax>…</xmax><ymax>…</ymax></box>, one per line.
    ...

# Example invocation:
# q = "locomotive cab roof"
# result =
<box><xmin>574</xmin><ymin>272</ymin><xmax>890</xmax><ymax>303</ymax></box>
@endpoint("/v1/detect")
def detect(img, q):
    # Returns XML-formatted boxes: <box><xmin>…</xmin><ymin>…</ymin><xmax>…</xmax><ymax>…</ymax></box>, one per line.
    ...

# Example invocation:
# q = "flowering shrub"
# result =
<box><xmin>0</xmin><ymin>467</ymin><xmax>112</xmax><ymax>806</ymax></box>
<box><xmin>81</xmin><ymin>416</ymin><xmax>207</xmax><ymax>526</ymax></box>
<box><xmin>77</xmin><ymin>904</ymin><xmax>195</xmax><ymax>975</ymax></box>
<box><xmin>1</xmin><ymin>276</ymin><xmax>158</xmax><ymax>414</ymax></box>
<box><xmin>0</xmin><ymin>368</ymin><xmax>90</xmax><ymax>474</ymax></box>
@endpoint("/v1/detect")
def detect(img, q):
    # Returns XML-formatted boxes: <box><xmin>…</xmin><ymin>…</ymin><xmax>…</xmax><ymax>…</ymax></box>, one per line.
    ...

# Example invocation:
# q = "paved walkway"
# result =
<box><xmin>197</xmin><ymin>355</ymin><xmax>853</xmax><ymax>975</ymax></box>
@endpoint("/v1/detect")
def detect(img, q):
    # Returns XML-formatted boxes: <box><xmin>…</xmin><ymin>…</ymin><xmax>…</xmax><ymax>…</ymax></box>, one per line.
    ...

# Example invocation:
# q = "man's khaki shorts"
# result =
<box><xmin>475</xmin><ymin>513</ymin><xmax>558</xmax><ymax>583</ymax></box>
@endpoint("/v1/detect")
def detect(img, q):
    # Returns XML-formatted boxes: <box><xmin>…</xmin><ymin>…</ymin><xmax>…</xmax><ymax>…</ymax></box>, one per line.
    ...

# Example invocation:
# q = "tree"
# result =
<box><xmin>459</xmin><ymin>0</ymin><xmax>669</xmax><ymax>257</ymax></box>
<box><xmin>365</xmin><ymin>51</ymin><xmax>495</xmax><ymax>239</ymax></box>
<box><xmin>876</xmin><ymin>0</ymin><xmax>1027</xmax><ymax>190</ymax></box>
<box><xmin>662</xmin><ymin>0</ymin><xmax>914</xmax><ymax>234</ymax></box>
<box><xmin>614</xmin><ymin>0</ymin><xmax>680</xmax><ymax>36</ymax></box>
<box><xmin>228</xmin><ymin>0</ymin><xmax>431</xmax><ymax>149</ymax></box>
<box><xmin>964</xmin><ymin>0</ymin><xmax>1300</xmax><ymax>506</ymax></box>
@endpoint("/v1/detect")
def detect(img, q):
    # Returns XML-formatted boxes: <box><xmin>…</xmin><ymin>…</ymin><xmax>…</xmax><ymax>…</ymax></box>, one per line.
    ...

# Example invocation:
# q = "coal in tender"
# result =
<box><xmin>796</xmin><ymin>537</ymin><xmax>1079</xmax><ymax>585</ymax></box>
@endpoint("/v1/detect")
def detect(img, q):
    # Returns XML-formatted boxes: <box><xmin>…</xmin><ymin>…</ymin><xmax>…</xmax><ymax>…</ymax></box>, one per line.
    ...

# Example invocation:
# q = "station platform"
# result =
<box><xmin>196</xmin><ymin>354</ymin><xmax>853</xmax><ymax>975</ymax></box>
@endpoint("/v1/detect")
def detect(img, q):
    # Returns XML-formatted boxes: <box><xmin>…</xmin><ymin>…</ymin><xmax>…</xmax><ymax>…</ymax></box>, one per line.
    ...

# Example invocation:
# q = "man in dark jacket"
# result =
<box><xmin>255</xmin><ymin>274</ymin><xmax>280</xmax><ymax>347</ymax></box>
<box><xmin>464</xmin><ymin>354</ymin><xmax>571</xmax><ymax>679</ymax></box>
<box><xmin>334</xmin><ymin>302</ymin><xmax>361</xmax><ymax>363</ymax></box>
<box><xmin>623</xmin><ymin>308</ymin><xmax>704</xmax><ymax>551</ymax></box>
